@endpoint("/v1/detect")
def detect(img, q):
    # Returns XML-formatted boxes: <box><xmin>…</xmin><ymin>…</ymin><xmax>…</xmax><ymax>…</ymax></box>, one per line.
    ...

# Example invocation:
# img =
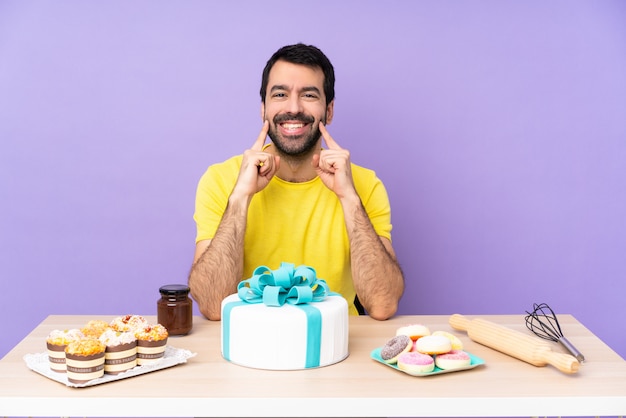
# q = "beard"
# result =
<box><xmin>267</xmin><ymin>112</ymin><xmax>325</xmax><ymax>157</ymax></box>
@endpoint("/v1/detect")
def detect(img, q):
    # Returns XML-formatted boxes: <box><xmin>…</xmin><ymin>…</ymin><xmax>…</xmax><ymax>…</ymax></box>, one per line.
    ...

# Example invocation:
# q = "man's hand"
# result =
<box><xmin>313</xmin><ymin>122</ymin><xmax>357</xmax><ymax>200</ymax></box>
<box><xmin>232</xmin><ymin>120</ymin><xmax>280</xmax><ymax>199</ymax></box>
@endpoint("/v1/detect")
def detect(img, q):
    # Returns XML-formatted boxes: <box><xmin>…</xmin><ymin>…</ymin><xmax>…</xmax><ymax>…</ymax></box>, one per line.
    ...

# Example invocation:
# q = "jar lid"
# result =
<box><xmin>159</xmin><ymin>284</ymin><xmax>190</xmax><ymax>295</ymax></box>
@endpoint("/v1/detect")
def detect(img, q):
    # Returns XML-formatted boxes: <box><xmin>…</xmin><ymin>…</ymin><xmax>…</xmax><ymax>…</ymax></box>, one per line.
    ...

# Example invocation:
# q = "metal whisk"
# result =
<box><xmin>525</xmin><ymin>302</ymin><xmax>585</xmax><ymax>363</ymax></box>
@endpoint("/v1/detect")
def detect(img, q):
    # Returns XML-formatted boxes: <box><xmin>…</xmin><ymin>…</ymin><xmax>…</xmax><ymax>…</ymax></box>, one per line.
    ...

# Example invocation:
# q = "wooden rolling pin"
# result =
<box><xmin>449</xmin><ymin>314</ymin><xmax>579</xmax><ymax>374</ymax></box>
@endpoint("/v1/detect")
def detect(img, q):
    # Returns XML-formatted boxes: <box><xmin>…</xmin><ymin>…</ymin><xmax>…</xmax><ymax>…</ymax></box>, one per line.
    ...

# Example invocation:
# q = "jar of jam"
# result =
<box><xmin>157</xmin><ymin>284</ymin><xmax>193</xmax><ymax>335</ymax></box>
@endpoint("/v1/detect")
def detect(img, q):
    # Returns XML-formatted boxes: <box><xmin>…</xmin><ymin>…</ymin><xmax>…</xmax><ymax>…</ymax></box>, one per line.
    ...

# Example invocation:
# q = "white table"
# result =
<box><xmin>1</xmin><ymin>314</ymin><xmax>625</xmax><ymax>417</ymax></box>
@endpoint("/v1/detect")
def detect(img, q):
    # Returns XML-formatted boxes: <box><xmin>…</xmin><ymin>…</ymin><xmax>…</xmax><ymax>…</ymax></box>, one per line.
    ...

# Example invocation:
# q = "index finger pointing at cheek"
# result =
<box><xmin>252</xmin><ymin>120</ymin><xmax>269</xmax><ymax>151</ymax></box>
<box><xmin>319</xmin><ymin>122</ymin><xmax>341</xmax><ymax>150</ymax></box>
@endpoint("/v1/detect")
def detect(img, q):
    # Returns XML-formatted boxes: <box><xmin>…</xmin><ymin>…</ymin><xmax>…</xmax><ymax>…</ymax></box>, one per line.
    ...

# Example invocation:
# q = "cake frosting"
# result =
<box><xmin>65</xmin><ymin>338</ymin><xmax>106</xmax><ymax>356</ymax></box>
<box><xmin>110</xmin><ymin>315</ymin><xmax>149</xmax><ymax>333</ymax></box>
<box><xmin>99</xmin><ymin>329</ymin><xmax>137</xmax><ymax>346</ymax></box>
<box><xmin>81</xmin><ymin>320</ymin><xmax>111</xmax><ymax>338</ymax></box>
<box><xmin>134</xmin><ymin>324</ymin><xmax>168</xmax><ymax>342</ymax></box>
<box><xmin>221</xmin><ymin>263</ymin><xmax>349</xmax><ymax>370</ymax></box>
<box><xmin>47</xmin><ymin>329</ymin><xmax>84</xmax><ymax>346</ymax></box>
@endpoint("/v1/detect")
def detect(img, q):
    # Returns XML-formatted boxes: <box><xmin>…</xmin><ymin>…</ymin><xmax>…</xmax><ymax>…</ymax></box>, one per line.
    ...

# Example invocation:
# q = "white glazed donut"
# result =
<box><xmin>396</xmin><ymin>324</ymin><xmax>431</xmax><ymax>341</ymax></box>
<box><xmin>414</xmin><ymin>335</ymin><xmax>452</xmax><ymax>355</ymax></box>
<box><xmin>397</xmin><ymin>352</ymin><xmax>435</xmax><ymax>375</ymax></box>
<box><xmin>435</xmin><ymin>349</ymin><xmax>472</xmax><ymax>370</ymax></box>
<box><xmin>432</xmin><ymin>330</ymin><xmax>464</xmax><ymax>350</ymax></box>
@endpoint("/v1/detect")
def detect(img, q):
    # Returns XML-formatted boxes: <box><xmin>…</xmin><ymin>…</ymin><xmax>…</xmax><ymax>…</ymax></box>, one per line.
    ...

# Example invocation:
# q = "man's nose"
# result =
<box><xmin>285</xmin><ymin>95</ymin><xmax>303</xmax><ymax>114</ymax></box>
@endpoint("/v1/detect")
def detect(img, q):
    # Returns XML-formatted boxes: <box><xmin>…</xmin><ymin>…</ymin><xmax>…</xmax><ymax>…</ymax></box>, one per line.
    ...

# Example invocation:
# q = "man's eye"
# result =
<box><xmin>273</xmin><ymin>93</ymin><xmax>286</xmax><ymax>98</ymax></box>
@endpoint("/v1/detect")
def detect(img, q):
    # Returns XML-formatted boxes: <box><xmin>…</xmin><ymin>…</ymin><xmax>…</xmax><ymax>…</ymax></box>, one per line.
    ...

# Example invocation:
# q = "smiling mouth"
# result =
<box><xmin>281</xmin><ymin>122</ymin><xmax>307</xmax><ymax>132</ymax></box>
<box><xmin>274</xmin><ymin>112</ymin><xmax>315</xmax><ymax>134</ymax></box>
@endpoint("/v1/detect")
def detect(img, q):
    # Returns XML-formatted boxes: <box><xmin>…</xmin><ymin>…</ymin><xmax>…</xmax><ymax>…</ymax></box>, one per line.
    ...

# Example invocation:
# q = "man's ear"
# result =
<box><xmin>325</xmin><ymin>100</ymin><xmax>334</xmax><ymax>125</ymax></box>
<box><xmin>260</xmin><ymin>102</ymin><xmax>265</xmax><ymax>121</ymax></box>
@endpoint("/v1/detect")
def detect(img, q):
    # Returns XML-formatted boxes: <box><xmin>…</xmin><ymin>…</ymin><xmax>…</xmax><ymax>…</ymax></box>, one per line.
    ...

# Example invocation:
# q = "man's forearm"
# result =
<box><xmin>343</xmin><ymin>197</ymin><xmax>404</xmax><ymax>320</ymax></box>
<box><xmin>188</xmin><ymin>198</ymin><xmax>248</xmax><ymax>320</ymax></box>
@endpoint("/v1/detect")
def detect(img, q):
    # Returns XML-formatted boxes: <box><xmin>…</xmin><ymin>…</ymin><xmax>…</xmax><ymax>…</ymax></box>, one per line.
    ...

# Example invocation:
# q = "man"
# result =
<box><xmin>188</xmin><ymin>43</ymin><xmax>404</xmax><ymax>321</ymax></box>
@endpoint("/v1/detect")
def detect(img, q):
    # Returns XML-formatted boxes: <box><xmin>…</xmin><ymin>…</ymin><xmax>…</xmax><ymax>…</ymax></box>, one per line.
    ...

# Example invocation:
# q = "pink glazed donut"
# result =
<box><xmin>397</xmin><ymin>352</ymin><xmax>435</xmax><ymax>374</ymax></box>
<box><xmin>435</xmin><ymin>350</ymin><xmax>472</xmax><ymax>370</ymax></box>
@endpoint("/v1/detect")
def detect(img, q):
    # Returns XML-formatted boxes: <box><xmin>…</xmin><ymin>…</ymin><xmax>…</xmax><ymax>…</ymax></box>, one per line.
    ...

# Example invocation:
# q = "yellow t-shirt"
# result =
<box><xmin>193</xmin><ymin>154</ymin><xmax>393</xmax><ymax>315</ymax></box>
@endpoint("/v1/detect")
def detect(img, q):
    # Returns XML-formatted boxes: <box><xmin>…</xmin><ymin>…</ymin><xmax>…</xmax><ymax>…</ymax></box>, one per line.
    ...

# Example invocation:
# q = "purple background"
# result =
<box><xmin>1</xmin><ymin>1</ymin><xmax>625</xmax><ymax>360</ymax></box>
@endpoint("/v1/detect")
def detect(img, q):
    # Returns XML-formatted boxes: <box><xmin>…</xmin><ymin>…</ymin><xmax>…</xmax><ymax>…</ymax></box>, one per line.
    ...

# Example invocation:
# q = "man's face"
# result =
<box><xmin>262</xmin><ymin>60</ymin><xmax>334</xmax><ymax>157</ymax></box>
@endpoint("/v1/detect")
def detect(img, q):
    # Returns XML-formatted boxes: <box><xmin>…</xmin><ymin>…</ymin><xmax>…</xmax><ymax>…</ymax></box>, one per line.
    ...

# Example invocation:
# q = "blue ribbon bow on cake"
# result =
<box><xmin>237</xmin><ymin>262</ymin><xmax>330</xmax><ymax>306</ymax></box>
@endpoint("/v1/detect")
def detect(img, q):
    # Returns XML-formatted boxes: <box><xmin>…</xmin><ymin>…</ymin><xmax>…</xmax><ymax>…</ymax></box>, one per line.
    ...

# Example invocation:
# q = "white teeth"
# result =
<box><xmin>282</xmin><ymin>123</ymin><xmax>304</xmax><ymax>130</ymax></box>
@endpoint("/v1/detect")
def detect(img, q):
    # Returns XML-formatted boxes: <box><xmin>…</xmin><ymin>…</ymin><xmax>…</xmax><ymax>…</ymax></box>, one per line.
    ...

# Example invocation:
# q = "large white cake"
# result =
<box><xmin>221</xmin><ymin>293</ymin><xmax>349</xmax><ymax>370</ymax></box>
<box><xmin>220</xmin><ymin>263</ymin><xmax>349</xmax><ymax>370</ymax></box>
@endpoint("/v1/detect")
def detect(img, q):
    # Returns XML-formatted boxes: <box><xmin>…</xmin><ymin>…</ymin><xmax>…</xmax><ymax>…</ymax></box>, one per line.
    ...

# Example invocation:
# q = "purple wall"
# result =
<box><xmin>1</xmin><ymin>1</ymin><xmax>625</xmax><ymax>360</ymax></box>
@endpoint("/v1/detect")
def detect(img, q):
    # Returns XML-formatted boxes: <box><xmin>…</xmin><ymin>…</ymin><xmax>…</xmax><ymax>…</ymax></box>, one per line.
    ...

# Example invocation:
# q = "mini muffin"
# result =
<box><xmin>99</xmin><ymin>329</ymin><xmax>138</xmax><ymax>374</ymax></box>
<box><xmin>64</xmin><ymin>338</ymin><xmax>106</xmax><ymax>384</ymax></box>
<box><xmin>135</xmin><ymin>324</ymin><xmax>169</xmax><ymax>365</ymax></box>
<box><xmin>46</xmin><ymin>329</ymin><xmax>84</xmax><ymax>373</ymax></box>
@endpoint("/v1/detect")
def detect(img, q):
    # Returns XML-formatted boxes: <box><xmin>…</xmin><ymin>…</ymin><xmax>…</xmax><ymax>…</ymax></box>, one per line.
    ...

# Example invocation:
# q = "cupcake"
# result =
<box><xmin>110</xmin><ymin>315</ymin><xmax>149</xmax><ymax>333</ymax></box>
<box><xmin>99</xmin><ymin>329</ymin><xmax>138</xmax><ymax>375</ymax></box>
<box><xmin>46</xmin><ymin>329</ymin><xmax>84</xmax><ymax>373</ymax></box>
<box><xmin>135</xmin><ymin>324</ymin><xmax>168</xmax><ymax>365</ymax></box>
<box><xmin>81</xmin><ymin>320</ymin><xmax>111</xmax><ymax>338</ymax></box>
<box><xmin>64</xmin><ymin>338</ymin><xmax>106</xmax><ymax>384</ymax></box>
